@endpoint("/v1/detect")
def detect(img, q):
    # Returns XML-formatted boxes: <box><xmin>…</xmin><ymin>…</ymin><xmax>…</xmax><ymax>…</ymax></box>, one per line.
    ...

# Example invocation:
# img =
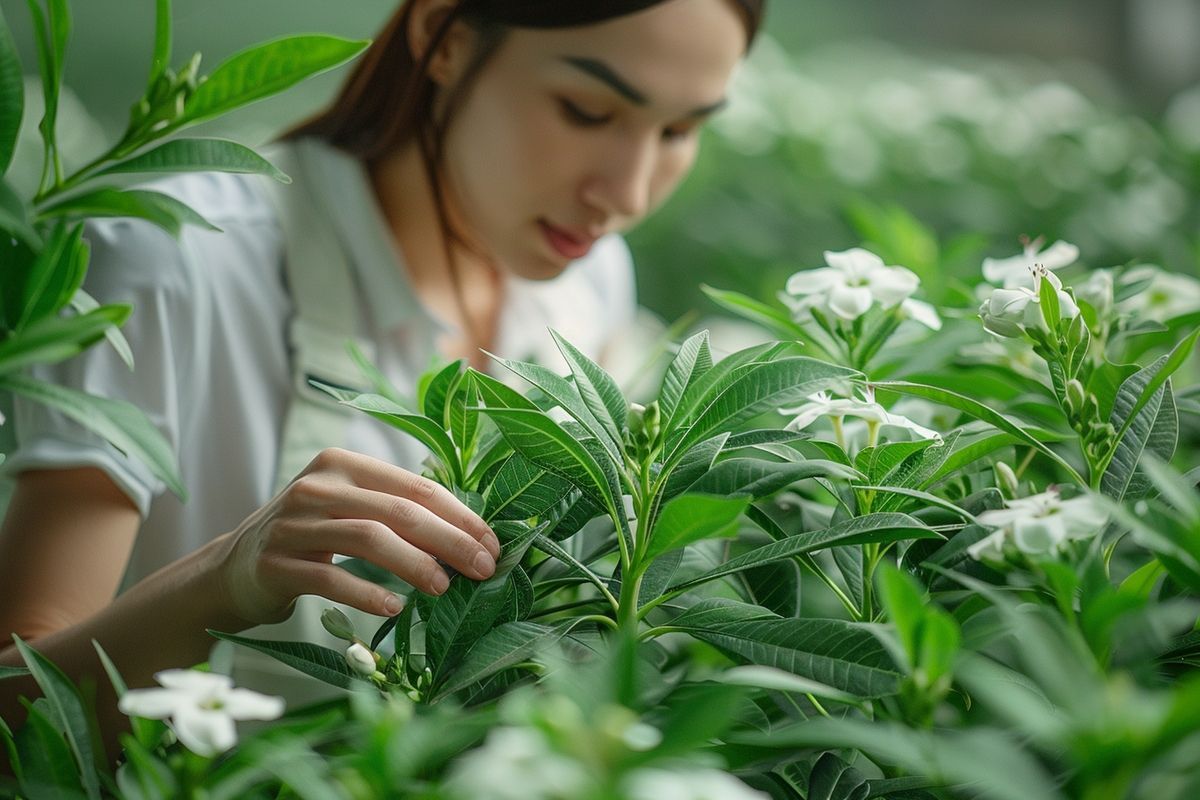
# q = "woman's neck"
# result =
<box><xmin>368</xmin><ymin>144</ymin><xmax>503</xmax><ymax>365</ymax></box>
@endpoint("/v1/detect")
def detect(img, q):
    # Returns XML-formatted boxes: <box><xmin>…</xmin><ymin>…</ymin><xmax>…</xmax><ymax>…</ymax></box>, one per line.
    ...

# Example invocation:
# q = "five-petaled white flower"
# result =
<box><xmin>784</xmin><ymin>248</ymin><xmax>938</xmax><ymax>327</ymax></box>
<box><xmin>781</xmin><ymin>386</ymin><xmax>942</xmax><ymax>443</ymax></box>
<box><xmin>967</xmin><ymin>488</ymin><xmax>1108</xmax><ymax>562</ymax></box>
<box><xmin>982</xmin><ymin>237</ymin><xmax>1079</xmax><ymax>288</ymax></box>
<box><xmin>118</xmin><ymin>669</ymin><xmax>285</xmax><ymax>757</ymax></box>
<box><xmin>979</xmin><ymin>265</ymin><xmax>1079</xmax><ymax>339</ymax></box>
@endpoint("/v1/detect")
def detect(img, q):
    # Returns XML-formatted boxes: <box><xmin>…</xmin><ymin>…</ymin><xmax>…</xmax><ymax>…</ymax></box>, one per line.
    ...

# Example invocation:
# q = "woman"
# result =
<box><xmin>0</xmin><ymin>0</ymin><xmax>763</xmax><ymax>742</ymax></box>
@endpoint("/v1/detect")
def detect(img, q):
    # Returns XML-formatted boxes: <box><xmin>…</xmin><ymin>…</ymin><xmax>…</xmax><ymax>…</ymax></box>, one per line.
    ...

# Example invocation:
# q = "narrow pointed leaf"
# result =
<box><xmin>0</xmin><ymin>304</ymin><xmax>128</xmax><ymax>375</ymax></box>
<box><xmin>483</xmin><ymin>454</ymin><xmax>576</xmax><ymax>521</ymax></box>
<box><xmin>434</xmin><ymin>620</ymin><xmax>578</xmax><ymax>700</ymax></box>
<box><xmin>666</xmin><ymin>513</ymin><xmax>935</xmax><ymax>596</ymax></box>
<box><xmin>689</xmin><ymin>458</ymin><xmax>861</xmax><ymax>499</ymax></box>
<box><xmin>15</xmin><ymin>702</ymin><xmax>86</xmax><ymax>800</ymax></box>
<box><xmin>93</xmin><ymin>138</ymin><xmax>290</xmax><ymax>182</ymax></box>
<box><xmin>669</xmin><ymin>599</ymin><xmax>902</xmax><ymax>698</ymax></box>
<box><xmin>550</xmin><ymin>329</ymin><xmax>627</xmax><ymax>445</ymax></box>
<box><xmin>317</xmin><ymin>384</ymin><xmax>462</xmax><ymax>484</ymax></box>
<box><xmin>179</xmin><ymin>36</ymin><xmax>369</xmax><ymax>126</ymax></box>
<box><xmin>0</xmin><ymin>6</ymin><xmax>23</xmax><ymax>174</ymax></box>
<box><xmin>207</xmin><ymin>631</ymin><xmax>360</xmax><ymax>689</ymax></box>
<box><xmin>12</xmin><ymin>636</ymin><xmax>101</xmax><ymax>799</ymax></box>
<box><xmin>38</xmin><ymin>188</ymin><xmax>219</xmax><ymax>237</ymax></box>
<box><xmin>0</xmin><ymin>373</ymin><xmax>185</xmax><ymax>498</ymax></box>
<box><xmin>877</xmin><ymin>380</ymin><xmax>1085</xmax><ymax>483</ymax></box>
<box><xmin>659</xmin><ymin>330</ymin><xmax>713</xmax><ymax>429</ymax></box>
<box><xmin>70</xmin><ymin>288</ymin><xmax>134</xmax><ymax>371</ymax></box>
<box><xmin>659</xmin><ymin>432</ymin><xmax>728</xmax><ymax>501</ymax></box>
<box><xmin>645</xmin><ymin>493</ymin><xmax>748</xmax><ymax>562</ymax></box>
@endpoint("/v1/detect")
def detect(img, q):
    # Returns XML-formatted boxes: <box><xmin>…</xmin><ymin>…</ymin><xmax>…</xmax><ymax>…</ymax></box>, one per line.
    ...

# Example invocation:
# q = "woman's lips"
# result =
<box><xmin>539</xmin><ymin>219</ymin><xmax>596</xmax><ymax>261</ymax></box>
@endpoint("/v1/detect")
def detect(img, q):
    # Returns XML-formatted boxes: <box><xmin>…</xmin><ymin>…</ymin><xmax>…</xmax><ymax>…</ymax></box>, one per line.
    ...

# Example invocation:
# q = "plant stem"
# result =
<box><xmin>575</xmin><ymin>614</ymin><xmax>620</xmax><ymax>632</ymax></box>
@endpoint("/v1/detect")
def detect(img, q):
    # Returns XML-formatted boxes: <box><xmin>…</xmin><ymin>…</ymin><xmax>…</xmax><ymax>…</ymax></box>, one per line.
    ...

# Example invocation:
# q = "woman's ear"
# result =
<box><xmin>406</xmin><ymin>0</ymin><xmax>476</xmax><ymax>87</ymax></box>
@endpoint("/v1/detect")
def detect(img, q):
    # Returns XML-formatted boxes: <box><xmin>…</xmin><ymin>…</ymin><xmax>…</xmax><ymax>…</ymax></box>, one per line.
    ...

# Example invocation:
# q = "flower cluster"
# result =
<box><xmin>977</xmin><ymin>238</ymin><xmax>1081</xmax><ymax>339</ymax></box>
<box><xmin>783</xmin><ymin>248</ymin><xmax>941</xmax><ymax>330</ymax></box>
<box><xmin>967</xmin><ymin>488</ymin><xmax>1108</xmax><ymax>563</ymax></box>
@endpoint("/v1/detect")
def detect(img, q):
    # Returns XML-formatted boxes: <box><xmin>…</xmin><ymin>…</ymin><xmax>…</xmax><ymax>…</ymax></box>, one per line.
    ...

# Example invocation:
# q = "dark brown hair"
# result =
<box><xmin>287</xmin><ymin>0</ymin><xmax>766</xmax><ymax>345</ymax></box>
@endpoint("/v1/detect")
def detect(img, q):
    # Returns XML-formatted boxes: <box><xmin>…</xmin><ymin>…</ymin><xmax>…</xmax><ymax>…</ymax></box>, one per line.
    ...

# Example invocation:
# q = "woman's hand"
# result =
<box><xmin>217</xmin><ymin>448</ymin><xmax>499</xmax><ymax>625</ymax></box>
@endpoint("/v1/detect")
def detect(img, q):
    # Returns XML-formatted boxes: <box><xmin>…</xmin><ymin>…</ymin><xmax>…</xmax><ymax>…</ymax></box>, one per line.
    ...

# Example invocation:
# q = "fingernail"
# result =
<box><xmin>384</xmin><ymin>594</ymin><xmax>404</xmax><ymax>616</ymax></box>
<box><xmin>473</xmin><ymin>550</ymin><xmax>496</xmax><ymax>578</ymax></box>
<box><xmin>432</xmin><ymin>570</ymin><xmax>451</xmax><ymax>595</ymax></box>
<box><xmin>483</xmin><ymin>531</ymin><xmax>501</xmax><ymax>558</ymax></box>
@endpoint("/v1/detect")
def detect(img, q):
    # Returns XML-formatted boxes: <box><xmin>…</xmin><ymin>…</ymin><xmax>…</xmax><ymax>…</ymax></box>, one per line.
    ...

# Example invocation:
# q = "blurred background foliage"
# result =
<box><xmin>1</xmin><ymin>0</ymin><xmax>1198</xmax><ymax>324</ymax></box>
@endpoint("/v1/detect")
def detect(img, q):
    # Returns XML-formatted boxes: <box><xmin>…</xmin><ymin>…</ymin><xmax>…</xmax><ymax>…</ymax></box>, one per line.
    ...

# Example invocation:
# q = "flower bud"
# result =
<box><xmin>995</xmin><ymin>462</ymin><xmax>1019</xmax><ymax>498</ymax></box>
<box><xmin>345</xmin><ymin>643</ymin><xmax>377</xmax><ymax>677</ymax></box>
<box><xmin>321</xmin><ymin>607</ymin><xmax>357</xmax><ymax>641</ymax></box>
<box><xmin>1065</xmin><ymin>379</ymin><xmax>1087</xmax><ymax>416</ymax></box>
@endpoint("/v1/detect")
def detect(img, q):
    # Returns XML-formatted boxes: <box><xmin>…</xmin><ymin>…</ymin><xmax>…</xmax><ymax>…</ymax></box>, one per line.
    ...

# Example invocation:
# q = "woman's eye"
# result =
<box><xmin>558</xmin><ymin>98</ymin><xmax>613</xmax><ymax>127</ymax></box>
<box><xmin>662</xmin><ymin>124</ymin><xmax>699</xmax><ymax>143</ymax></box>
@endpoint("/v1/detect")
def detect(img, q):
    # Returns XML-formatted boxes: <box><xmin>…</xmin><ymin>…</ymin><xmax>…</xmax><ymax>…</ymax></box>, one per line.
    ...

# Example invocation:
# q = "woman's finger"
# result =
<box><xmin>321</xmin><ymin>485</ymin><xmax>496</xmax><ymax>581</ymax></box>
<box><xmin>273</xmin><ymin>559</ymin><xmax>408</xmax><ymax>619</ymax></box>
<box><xmin>314</xmin><ymin>449</ymin><xmax>498</xmax><ymax>557</ymax></box>
<box><xmin>285</xmin><ymin>518</ymin><xmax>454</xmax><ymax>596</ymax></box>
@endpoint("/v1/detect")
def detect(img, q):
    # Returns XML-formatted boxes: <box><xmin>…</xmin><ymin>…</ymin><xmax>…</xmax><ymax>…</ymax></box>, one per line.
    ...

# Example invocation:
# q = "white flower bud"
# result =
<box><xmin>345</xmin><ymin>643</ymin><xmax>377</xmax><ymax>677</ymax></box>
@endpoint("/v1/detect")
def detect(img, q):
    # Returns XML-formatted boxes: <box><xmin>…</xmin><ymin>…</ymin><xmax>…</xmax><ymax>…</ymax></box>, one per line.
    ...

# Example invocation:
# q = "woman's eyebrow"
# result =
<box><xmin>560</xmin><ymin>55</ymin><xmax>728</xmax><ymax>118</ymax></box>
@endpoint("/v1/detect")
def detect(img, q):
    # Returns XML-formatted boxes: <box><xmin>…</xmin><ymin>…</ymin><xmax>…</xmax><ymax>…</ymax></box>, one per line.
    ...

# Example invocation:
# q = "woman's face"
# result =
<box><xmin>439</xmin><ymin>0</ymin><xmax>747</xmax><ymax>280</ymax></box>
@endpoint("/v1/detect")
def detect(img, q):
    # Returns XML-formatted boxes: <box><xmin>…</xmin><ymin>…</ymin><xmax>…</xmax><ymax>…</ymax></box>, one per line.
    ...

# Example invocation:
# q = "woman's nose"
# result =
<box><xmin>581</xmin><ymin>135</ymin><xmax>657</xmax><ymax>222</ymax></box>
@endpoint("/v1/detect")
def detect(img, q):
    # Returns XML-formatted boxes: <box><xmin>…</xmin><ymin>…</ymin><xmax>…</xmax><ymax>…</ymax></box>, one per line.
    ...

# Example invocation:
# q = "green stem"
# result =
<box><xmin>575</xmin><ymin>614</ymin><xmax>620</xmax><ymax>632</ymax></box>
<box><xmin>797</xmin><ymin>553</ymin><xmax>861</xmax><ymax>620</ymax></box>
<box><xmin>637</xmin><ymin>625</ymin><xmax>681</xmax><ymax>642</ymax></box>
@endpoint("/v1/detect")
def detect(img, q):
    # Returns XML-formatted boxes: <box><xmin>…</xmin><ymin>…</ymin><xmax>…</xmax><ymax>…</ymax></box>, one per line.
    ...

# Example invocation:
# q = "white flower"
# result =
<box><xmin>982</xmin><ymin>237</ymin><xmax>1079</xmax><ymax>288</ymax></box>
<box><xmin>979</xmin><ymin>266</ymin><xmax>1079</xmax><ymax>339</ymax></box>
<box><xmin>899</xmin><ymin>297</ymin><xmax>943</xmax><ymax>330</ymax></box>
<box><xmin>1117</xmin><ymin>264</ymin><xmax>1200</xmax><ymax>322</ymax></box>
<box><xmin>784</xmin><ymin>248</ymin><xmax>921</xmax><ymax>322</ymax></box>
<box><xmin>781</xmin><ymin>386</ymin><xmax>942</xmax><ymax>442</ymax></box>
<box><xmin>118</xmin><ymin>670</ymin><xmax>284</xmax><ymax>757</ymax></box>
<box><xmin>624</xmin><ymin>768</ymin><xmax>769</xmax><ymax>800</ymax></box>
<box><xmin>1074</xmin><ymin>268</ymin><xmax>1114</xmax><ymax>318</ymax></box>
<box><xmin>446</xmin><ymin>727</ymin><xmax>591</xmax><ymax>800</ymax></box>
<box><xmin>967</xmin><ymin>488</ymin><xmax>1108</xmax><ymax>562</ymax></box>
<box><xmin>345</xmin><ymin>643</ymin><xmax>377</xmax><ymax>677</ymax></box>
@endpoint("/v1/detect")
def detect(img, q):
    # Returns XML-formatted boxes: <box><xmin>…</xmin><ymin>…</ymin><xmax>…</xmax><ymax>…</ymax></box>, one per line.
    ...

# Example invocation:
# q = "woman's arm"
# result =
<box><xmin>0</xmin><ymin>467</ymin><xmax>244</xmax><ymax>760</ymax></box>
<box><xmin>0</xmin><ymin>448</ymin><xmax>500</xmax><ymax>761</ymax></box>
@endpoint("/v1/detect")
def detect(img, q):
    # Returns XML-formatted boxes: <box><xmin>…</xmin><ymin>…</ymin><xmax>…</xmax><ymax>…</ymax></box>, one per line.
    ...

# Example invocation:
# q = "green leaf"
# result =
<box><xmin>667</xmin><ymin>355</ymin><xmax>858</xmax><ymax>463</ymax></box>
<box><xmin>489</xmin><ymin>350</ymin><xmax>618</xmax><ymax>458</ymax></box>
<box><xmin>0</xmin><ymin>5</ymin><xmax>24</xmax><ymax>175</ymax></box>
<box><xmin>808</xmin><ymin>751</ymin><xmax>870</xmax><ymax>800</ymax></box>
<box><xmin>644</xmin><ymin>493</ymin><xmax>748</xmax><ymax>562</ymax></box>
<box><xmin>688</xmin><ymin>458</ymin><xmax>861</xmax><ymax>499</ymax></box>
<box><xmin>877</xmin><ymin>380</ymin><xmax>1085</xmax><ymax>484</ymax></box>
<box><xmin>700</xmin><ymin>285</ymin><xmax>806</xmax><ymax>342</ymax></box>
<box><xmin>550</xmin><ymin>329</ymin><xmax>628</xmax><ymax>447</ymax></box>
<box><xmin>480</xmin><ymin>407</ymin><xmax>623</xmax><ymax>532</ymax></box>
<box><xmin>532</xmin><ymin>534</ymin><xmax>614</xmax><ymax>602</ymax></box>
<box><xmin>38</xmin><ymin>188</ymin><xmax>219</xmax><ymax>236</ymax></box>
<box><xmin>659</xmin><ymin>329</ymin><xmax>713</xmax><ymax>428</ymax></box>
<box><xmin>433</xmin><ymin>620</ymin><xmax>577</xmax><ymax>700</ymax></box>
<box><xmin>207</xmin><ymin>631</ymin><xmax>362</xmax><ymax>690</ymax></box>
<box><xmin>71</xmin><ymin>288</ymin><xmax>134</xmax><ymax>371</ymax></box>
<box><xmin>179</xmin><ymin>35</ymin><xmax>369</xmax><ymax>127</ymax></box>
<box><xmin>0</xmin><ymin>177</ymin><xmax>39</xmax><ymax>246</ymax></box>
<box><xmin>15</xmin><ymin>700</ymin><xmax>87</xmax><ymax>800</ymax></box>
<box><xmin>0</xmin><ymin>373</ymin><xmax>186</xmax><ymax>498</ymax></box>
<box><xmin>669</xmin><ymin>599</ymin><xmax>902</xmax><ymax>698</ymax></box>
<box><xmin>15</xmin><ymin>221</ymin><xmax>86</xmax><ymax>331</ymax></box>
<box><xmin>93</xmin><ymin>138</ymin><xmax>290</xmax><ymax>183</ymax></box>
<box><xmin>1101</xmin><ymin>377</ymin><xmax>1177</xmax><ymax>501</ymax></box>
<box><xmin>0</xmin><ymin>304</ymin><xmax>130</xmax><ymax>376</ymax></box>
<box><xmin>0</xmin><ymin>664</ymin><xmax>30</xmax><ymax>680</ymax></box>
<box><xmin>714</xmin><ymin>664</ymin><xmax>859</xmax><ymax>705</ymax></box>
<box><xmin>483</xmin><ymin>454</ymin><xmax>575</xmax><ymax>522</ymax></box>
<box><xmin>731</xmin><ymin>719</ymin><xmax>1061</xmax><ymax>800</ymax></box>
<box><xmin>1038</xmin><ymin>275</ymin><xmax>1061</xmax><ymax>334</ymax></box>
<box><xmin>659</xmin><ymin>432</ymin><xmax>727</xmax><ymax>501</ymax></box>
<box><xmin>878</xmin><ymin>564</ymin><xmax>924</xmax><ymax>671</ymax></box>
<box><xmin>317</xmin><ymin>385</ymin><xmax>462</xmax><ymax>484</ymax></box>
<box><xmin>926</xmin><ymin>431</ymin><xmax>1020</xmax><ymax>486</ymax></box>
<box><xmin>12</xmin><ymin>636</ymin><xmax>101</xmax><ymax>800</ymax></box>
<box><xmin>1107</xmin><ymin>328</ymin><xmax>1199</xmax><ymax>449</ymax></box>
<box><xmin>425</xmin><ymin>523</ymin><xmax>541</xmax><ymax>687</ymax></box>
<box><xmin>664</xmin><ymin>512</ymin><xmax>936</xmax><ymax>597</ymax></box>
<box><xmin>420</xmin><ymin>359</ymin><xmax>462</xmax><ymax>426</ymax></box>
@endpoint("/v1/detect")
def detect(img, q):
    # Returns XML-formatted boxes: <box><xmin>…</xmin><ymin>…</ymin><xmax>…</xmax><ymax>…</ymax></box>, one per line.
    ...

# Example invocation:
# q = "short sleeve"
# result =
<box><xmin>1</xmin><ymin>216</ymin><xmax>199</xmax><ymax>516</ymax></box>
